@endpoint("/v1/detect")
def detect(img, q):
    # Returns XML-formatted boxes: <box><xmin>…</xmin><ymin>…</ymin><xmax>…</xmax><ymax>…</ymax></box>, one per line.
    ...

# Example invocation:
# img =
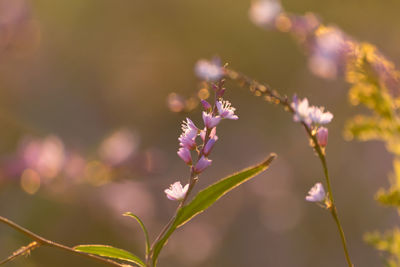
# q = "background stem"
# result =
<box><xmin>0</xmin><ymin>216</ymin><xmax>126</xmax><ymax>267</ymax></box>
<box><xmin>225</xmin><ymin>67</ymin><xmax>354</xmax><ymax>267</ymax></box>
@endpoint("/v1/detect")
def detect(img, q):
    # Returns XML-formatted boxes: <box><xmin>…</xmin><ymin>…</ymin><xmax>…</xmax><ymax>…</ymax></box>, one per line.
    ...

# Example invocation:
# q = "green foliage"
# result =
<box><xmin>123</xmin><ymin>212</ymin><xmax>150</xmax><ymax>259</ymax></box>
<box><xmin>376</xmin><ymin>188</ymin><xmax>400</xmax><ymax>207</ymax></box>
<box><xmin>150</xmin><ymin>154</ymin><xmax>276</xmax><ymax>266</ymax></box>
<box><xmin>344</xmin><ymin>43</ymin><xmax>400</xmax><ymax>265</ymax></box>
<box><xmin>365</xmin><ymin>230</ymin><xmax>400</xmax><ymax>267</ymax></box>
<box><xmin>74</xmin><ymin>245</ymin><xmax>145</xmax><ymax>267</ymax></box>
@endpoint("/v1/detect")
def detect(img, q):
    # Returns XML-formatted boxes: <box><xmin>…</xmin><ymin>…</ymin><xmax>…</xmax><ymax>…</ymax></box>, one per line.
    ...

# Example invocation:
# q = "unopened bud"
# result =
<box><xmin>217</xmin><ymin>88</ymin><xmax>226</xmax><ymax>98</ymax></box>
<box><xmin>316</xmin><ymin>127</ymin><xmax>328</xmax><ymax>147</ymax></box>
<box><xmin>201</xmin><ymin>99</ymin><xmax>212</xmax><ymax>110</ymax></box>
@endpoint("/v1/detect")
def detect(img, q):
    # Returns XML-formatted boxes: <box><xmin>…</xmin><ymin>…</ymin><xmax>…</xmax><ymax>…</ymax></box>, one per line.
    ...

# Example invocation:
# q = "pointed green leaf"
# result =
<box><xmin>151</xmin><ymin>153</ymin><xmax>276</xmax><ymax>266</ymax></box>
<box><xmin>74</xmin><ymin>245</ymin><xmax>145</xmax><ymax>267</ymax></box>
<box><xmin>123</xmin><ymin>212</ymin><xmax>150</xmax><ymax>258</ymax></box>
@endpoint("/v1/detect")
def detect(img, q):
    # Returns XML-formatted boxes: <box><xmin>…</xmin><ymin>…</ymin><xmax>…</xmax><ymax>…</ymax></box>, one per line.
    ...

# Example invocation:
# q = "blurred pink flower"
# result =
<box><xmin>98</xmin><ymin>129</ymin><xmax>139</xmax><ymax>165</ymax></box>
<box><xmin>249</xmin><ymin>0</ymin><xmax>282</xmax><ymax>27</ymax></box>
<box><xmin>195</xmin><ymin>59</ymin><xmax>224</xmax><ymax>81</ymax></box>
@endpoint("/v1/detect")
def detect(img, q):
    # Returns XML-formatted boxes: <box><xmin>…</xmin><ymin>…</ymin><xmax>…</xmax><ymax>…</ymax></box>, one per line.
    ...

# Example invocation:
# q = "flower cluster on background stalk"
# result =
<box><xmin>291</xmin><ymin>95</ymin><xmax>332</xmax><ymax>148</ymax></box>
<box><xmin>248</xmin><ymin>0</ymin><xmax>400</xmax><ymax>96</ymax></box>
<box><xmin>165</xmin><ymin>79</ymin><xmax>239</xmax><ymax>201</ymax></box>
<box><xmin>290</xmin><ymin>95</ymin><xmax>333</xmax><ymax>204</ymax></box>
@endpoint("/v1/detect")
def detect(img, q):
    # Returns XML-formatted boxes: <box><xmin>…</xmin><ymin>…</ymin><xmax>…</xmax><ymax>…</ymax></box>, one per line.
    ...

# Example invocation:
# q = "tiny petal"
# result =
<box><xmin>164</xmin><ymin>181</ymin><xmax>189</xmax><ymax>201</ymax></box>
<box><xmin>178</xmin><ymin>133</ymin><xmax>197</xmax><ymax>150</ymax></box>
<box><xmin>181</xmin><ymin>118</ymin><xmax>199</xmax><ymax>139</ymax></box>
<box><xmin>309</xmin><ymin>106</ymin><xmax>333</xmax><ymax>125</ymax></box>
<box><xmin>202</xmin><ymin>112</ymin><xmax>222</xmax><ymax>129</ymax></box>
<box><xmin>216</xmin><ymin>99</ymin><xmax>239</xmax><ymax>120</ymax></box>
<box><xmin>203</xmin><ymin>137</ymin><xmax>217</xmax><ymax>156</ymax></box>
<box><xmin>316</xmin><ymin>127</ymin><xmax>328</xmax><ymax>147</ymax></box>
<box><xmin>201</xmin><ymin>100</ymin><xmax>212</xmax><ymax>110</ymax></box>
<box><xmin>177</xmin><ymin>147</ymin><xmax>192</xmax><ymax>165</ymax></box>
<box><xmin>194</xmin><ymin>156</ymin><xmax>212</xmax><ymax>173</ymax></box>
<box><xmin>291</xmin><ymin>97</ymin><xmax>311</xmax><ymax>125</ymax></box>
<box><xmin>305</xmin><ymin>182</ymin><xmax>326</xmax><ymax>202</ymax></box>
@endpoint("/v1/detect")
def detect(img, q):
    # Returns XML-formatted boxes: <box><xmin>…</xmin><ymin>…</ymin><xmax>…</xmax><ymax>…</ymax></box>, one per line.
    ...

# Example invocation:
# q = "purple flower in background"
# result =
<box><xmin>164</xmin><ymin>181</ymin><xmax>189</xmax><ymax>201</ymax></box>
<box><xmin>305</xmin><ymin>182</ymin><xmax>326</xmax><ymax>202</ymax></box>
<box><xmin>202</xmin><ymin>112</ymin><xmax>221</xmax><ymax>129</ymax></box>
<box><xmin>195</xmin><ymin>59</ymin><xmax>224</xmax><ymax>81</ymax></box>
<box><xmin>194</xmin><ymin>156</ymin><xmax>212</xmax><ymax>173</ymax></box>
<box><xmin>216</xmin><ymin>99</ymin><xmax>239</xmax><ymax>120</ymax></box>
<box><xmin>249</xmin><ymin>0</ymin><xmax>282</xmax><ymax>27</ymax></box>
<box><xmin>177</xmin><ymin>147</ymin><xmax>192</xmax><ymax>165</ymax></box>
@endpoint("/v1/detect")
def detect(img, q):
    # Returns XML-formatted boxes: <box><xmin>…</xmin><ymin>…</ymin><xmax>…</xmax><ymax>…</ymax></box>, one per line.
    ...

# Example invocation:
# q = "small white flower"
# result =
<box><xmin>195</xmin><ymin>59</ymin><xmax>224</xmax><ymax>81</ymax></box>
<box><xmin>291</xmin><ymin>96</ymin><xmax>333</xmax><ymax>125</ymax></box>
<box><xmin>308</xmin><ymin>106</ymin><xmax>333</xmax><ymax>125</ymax></box>
<box><xmin>291</xmin><ymin>97</ymin><xmax>312</xmax><ymax>125</ymax></box>
<box><xmin>249</xmin><ymin>0</ymin><xmax>282</xmax><ymax>27</ymax></box>
<box><xmin>164</xmin><ymin>181</ymin><xmax>189</xmax><ymax>201</ymax></box>
<box><xmin>216</xmin><ymin>99</ymin><xmax>239</xmax><ymax>120</ymax></box>
<box><xmin>305</xmin><ymin>182</ymin><xmax>326</xmax><ymax>202</ymax></box>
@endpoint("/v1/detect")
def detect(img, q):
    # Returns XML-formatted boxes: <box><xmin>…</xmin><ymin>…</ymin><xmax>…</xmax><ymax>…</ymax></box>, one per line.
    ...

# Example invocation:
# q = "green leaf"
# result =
<box><xmin>151</xmin><ymin>153</ymin><xmax>277</xmax><ymax>266</ymax></box>
<box><xmin>123</xmin><ymin>212</ymin><xmax>150</xmax><ymax>258</ymax></box>
<box><xmin>74</xmin><ymin>245</ymin><xmax>145</xmax><ymax>267</ymax></box>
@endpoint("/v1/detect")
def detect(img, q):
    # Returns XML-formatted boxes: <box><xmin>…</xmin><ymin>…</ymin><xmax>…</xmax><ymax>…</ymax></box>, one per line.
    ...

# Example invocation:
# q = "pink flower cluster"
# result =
<box><xmin>165</xmin><ymin>81</ymin><xmax>239</xmax><ymax>201</ymax></box>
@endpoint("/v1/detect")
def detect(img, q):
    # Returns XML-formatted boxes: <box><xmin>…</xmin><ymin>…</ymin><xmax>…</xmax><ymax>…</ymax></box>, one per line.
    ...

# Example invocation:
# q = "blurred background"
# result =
<box><xmin>0</xmin><ymin>0</ymin><xmax>399</xmax><ymax>266</ymax></box>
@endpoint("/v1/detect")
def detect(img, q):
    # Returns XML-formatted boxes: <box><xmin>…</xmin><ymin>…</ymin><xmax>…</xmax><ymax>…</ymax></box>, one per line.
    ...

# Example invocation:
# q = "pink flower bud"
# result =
<box><xmin>316</xmin><ymin>127</ymin><xmax>328</xmax><ymax>147</ymax></box>
<box><xmin>217</xmin><ymin>88</ymin><xmax>226</xmax><ymax>98</ymax></box>
<box><xmin>201</xmin><ymin>100</ymin><xmax>212</xmax><ymax>110</ymax></box>
<box><xmin>203</xmin><ymin>137</ymin><xmax>217</xmax><ymax>156</ymax></box>
<box><xmin>177</xmin><ymin>147</ymin><xmax>192</xmax><ymax>165</ymax></box>
<box><xmin>194</xmin><ymin>156</ymin><xmax>212</xmax><ymax>173</ymax></box>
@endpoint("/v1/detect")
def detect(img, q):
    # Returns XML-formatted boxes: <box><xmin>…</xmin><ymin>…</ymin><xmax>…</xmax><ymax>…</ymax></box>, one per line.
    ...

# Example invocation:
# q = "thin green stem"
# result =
<box><xmin>0</xmin><ymin>216</ymin><xmax>126</xmax><ymax>267</ymax></box>
<box><xmin>225</xmin><ymin>67</ymin><xmax>353</xmax><ymax>267</ymax></box>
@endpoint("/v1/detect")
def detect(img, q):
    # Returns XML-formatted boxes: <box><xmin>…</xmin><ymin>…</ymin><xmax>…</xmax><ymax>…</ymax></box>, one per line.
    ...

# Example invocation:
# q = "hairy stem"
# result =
<box><xmin>0</xmin><ymin>216</ymin><xmax>127</xmax><ymax>267</ymax></box>
<box><xmin>0</xmin><ymin>241</ymin><xmax>40</xmax><ymax>265</ymax></box>
<box><xmin>225</xmin><ymin>67</ymin><xmax>353</xmax><ymax>267</ymax></box>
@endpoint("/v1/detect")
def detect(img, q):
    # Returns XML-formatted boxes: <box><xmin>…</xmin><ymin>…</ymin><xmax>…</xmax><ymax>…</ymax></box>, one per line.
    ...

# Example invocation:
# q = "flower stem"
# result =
<box><xmin>225</xmin><ymin>67</ymin><xmax>353</xmax><ymax>267</ymax></box>
<box><xmin>0</xmin><ymin>216</ymin><xmax>126</xmax><ymax>267</ymax></box>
